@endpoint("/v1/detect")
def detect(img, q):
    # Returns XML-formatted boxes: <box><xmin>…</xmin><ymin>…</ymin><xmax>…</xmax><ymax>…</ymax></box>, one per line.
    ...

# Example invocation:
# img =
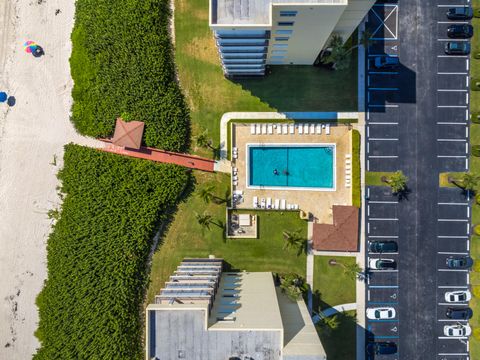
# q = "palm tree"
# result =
<box><xmin>283</xmin><ymin>230</ymin><xmax>307</xmax><ymax>256</ymax></box>
<box><xmin>449</xmin><ymin>172</ymin><xmax>479</xmax><ymax>191</ymax></box>
<box><xmin>321</xmin><ymin>30</ymin><xmax>373</xmax><ymax>70</ymax></box>
<box><xmin>322</xmin><ymin>314</ymin><xmax>340</xmax><ymax>330</ymax></box>
<box><xmin>279</xmin><ymin>273</ymin><xmax>308</xmax><ymax>301</ymax></box>
<box><xmin>196</xmin><ymin>130</ymin><xmax>214</xmax><ymax>150</ymax></box>
<box><xmin>197</xmin><ymin>184</ymin><xmax>223</xmax><ymax>204</ymax></box>
<box><xmin>329</xmin><ymin>259</ymin><xmax>362</xmax><ymax>280</ymax></box>
<box><xmin>196</xmin><ymin>213</ymin><xmax>213</xmax><ymax>230</ymax></box>
<box><xmin>382</xmin><ymin>171</ymin><xmax>408</xmax><ymax>194</ymax></box>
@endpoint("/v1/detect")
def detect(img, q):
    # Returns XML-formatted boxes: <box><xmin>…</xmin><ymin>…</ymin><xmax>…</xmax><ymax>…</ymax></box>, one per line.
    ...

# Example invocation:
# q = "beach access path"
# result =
<box><xmin>0</xmin><ymin>1</ymin><xmax>101</xmax><ymax>358</ymax></box>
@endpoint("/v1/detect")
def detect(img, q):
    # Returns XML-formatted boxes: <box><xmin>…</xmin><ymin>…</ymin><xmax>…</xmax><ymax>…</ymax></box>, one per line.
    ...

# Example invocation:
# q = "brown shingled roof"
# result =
<box><xmin>312</xmin><ymin>205</ymin><xmax>359</xmax><ymax>252</ymax></box>
<box><xmin>112</xmin><ymin>118</ymin><xmax>144</xmax><ymax>149</ymax></box>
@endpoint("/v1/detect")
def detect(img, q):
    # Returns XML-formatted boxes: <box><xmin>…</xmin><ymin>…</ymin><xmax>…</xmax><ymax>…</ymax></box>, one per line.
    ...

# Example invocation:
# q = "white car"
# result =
<box><xmin>444</xmin><ymin>324</ymin><xmax>472</xmax><ymax>337</ymax></box>
<box><xmin>366</xmin><ymin>307</ymin><xmax>396</xmax><ymax>320</ymax></box>
<box><xmin>368</xmin><ymin>258</ymin><xmax>396</xmax><ymax>270</ymax></box>
<box><xmin>444</xmin><ymin>290</ymin><xmax>472</xmax><ymax>303</ymax></box>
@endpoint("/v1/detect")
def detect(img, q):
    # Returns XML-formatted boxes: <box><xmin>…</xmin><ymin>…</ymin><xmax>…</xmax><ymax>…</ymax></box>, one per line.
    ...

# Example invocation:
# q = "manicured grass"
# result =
<box><xmin>352</xmin><ymin>130</ymin><xmax>361</xmax><ymax>207</ymax></box>
<box><xmin>312</xmin><ymin>256</ymin><xmax>356</xmax><ymax>310</ymax></box>
<box><xmin>365</xmin><ymin>171</ymin><xmax>394</xmax><ymax>186</ymax></box>
<box><xmin>316</xmin><ymin>310</ymin><xmax>357</xmax><ymax>360</ymax></box>
<box><xmin>146</xmin><ymin>172</ymin><xmax>308</xmax><ymax>303</ymax></box>
<box><xmin>438</xmin><ymin>172</ymin><xmax>465</xmax><ymax>188</ymax></box>
<box><xmin>174</xmin><ymin>0</ymin><xmax>358</xmax><ymax>156</ymax></box>
<box><xmin>469</xmin><ymin>0</ymin><xmax>480</xmax><ymax>352</ymax></box>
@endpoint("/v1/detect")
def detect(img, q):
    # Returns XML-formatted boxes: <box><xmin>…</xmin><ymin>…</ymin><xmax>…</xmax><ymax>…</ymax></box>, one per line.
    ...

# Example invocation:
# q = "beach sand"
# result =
<box><xmin>0</xmin><ymin>0</ymin><xmax>101</xmax><ymax>357</ymax></box>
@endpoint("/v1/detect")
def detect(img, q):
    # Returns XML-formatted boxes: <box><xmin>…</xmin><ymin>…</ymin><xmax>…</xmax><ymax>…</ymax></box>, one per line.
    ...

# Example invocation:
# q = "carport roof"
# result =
<box><xmin>312</xmin><ymin>205</ymin><xmax>359</xmax><ymax>252</ymax></box>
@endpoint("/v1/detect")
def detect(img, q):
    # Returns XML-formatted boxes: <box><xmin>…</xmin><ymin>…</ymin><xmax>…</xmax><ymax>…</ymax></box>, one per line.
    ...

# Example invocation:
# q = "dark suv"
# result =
<box><xmin>445</xmin><ymin>41</ymin><xmax>471</xmax><ymax>55</ymax></box>
<box><xmin>446</xmin><ymin>307</ymin><xmax>473</xmax><ymax>320</ymax></box>
<box><xmin>373</xmin><ymin>56</ymin><xmax>400</xmax><ymax>69</ymax></box>
<box><xmin>447</xmin><ymin>7</ymin><xmax>473</xmax><ymax>20</ymax></box>
<box><xmin>447</xmin><ymin>24</ymin><xmax>474</xmax><ymax>38</ymax></box>
<box><xmin>367</xmin><ymin>342</ymin><xmax>398</xmax><ymax>355</ymax></box>
<box><xmin>369</xmin><ymin>241</ymin><xmax>398</xmax><ymax>253</ymax></box>
<box><xmin>446</xmin><ymin>256</ymin><xmax>473</xmax><ymax>269</ymax></box>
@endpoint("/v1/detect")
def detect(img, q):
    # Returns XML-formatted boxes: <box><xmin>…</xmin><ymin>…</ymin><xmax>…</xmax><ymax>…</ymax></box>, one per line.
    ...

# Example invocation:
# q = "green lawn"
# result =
<box><xmin>365</xmin><ymin>171</ymin><xmax>394</xmax><ymax>186</ymax></box>
<box><xmin>316</xmin><ymin>310</ymin><xmax>357</xmax><ymax>360</ymax></box>
<box><xmin>146</xmin><ymin>171</ymin><xmax>308</xmax><ymax>303</ymax></box>
<box><xmin>174</xmin><ymin>0</ymin><xmax>358</xmax><ymax>156</ymax></box>
<box><xmin>312</xmin><ymin>256</ymin><xmax>356</xmax><ymax>310</ymax></box>
<box><xmin>469</xmin><ymin>0</ymin><xmax>480</xmax><ymax>352</ymax></box>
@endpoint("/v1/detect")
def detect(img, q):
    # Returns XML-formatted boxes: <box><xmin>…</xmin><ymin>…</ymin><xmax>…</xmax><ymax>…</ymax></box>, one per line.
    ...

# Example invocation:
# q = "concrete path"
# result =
<box><xmin>322</xmin><ymin>303</ymin><xmax>357</xmax><ymax>317</ymax></box>
<box><xmin>306</xmin><ymin>221</ymin><xmax>314</xmax><ymax>313</ymax></box>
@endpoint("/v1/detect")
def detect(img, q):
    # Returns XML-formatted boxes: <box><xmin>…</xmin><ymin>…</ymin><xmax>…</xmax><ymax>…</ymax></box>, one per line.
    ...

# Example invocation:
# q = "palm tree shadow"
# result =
<box><xmin>395</xmin><ymin>186</ymin><xmax>411</xmax><ymax>202</ymax></box>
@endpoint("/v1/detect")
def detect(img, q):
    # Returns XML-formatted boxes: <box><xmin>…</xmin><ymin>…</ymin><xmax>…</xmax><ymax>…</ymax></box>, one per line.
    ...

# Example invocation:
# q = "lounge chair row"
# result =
<box><xmin>250</xmin><ymin>123</ymin><xmax>331</xmax><ymax>136</ymax></box>
<box><xmin>253</xmin><ymin>196</ymin><xmax>299</xmax><ymax>210</ymax></box>
<box><xmin>345</xmin><ymin>154</ymin><xmax>352</xmax><ymax>188</ymax></box>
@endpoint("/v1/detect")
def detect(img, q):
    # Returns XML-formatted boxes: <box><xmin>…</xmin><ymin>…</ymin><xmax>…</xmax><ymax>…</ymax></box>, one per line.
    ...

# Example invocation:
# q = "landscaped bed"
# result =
<box><xmin>34</xmin><ymin>145</ymin><xmax>189</xmax><ymax>359</ymax></box>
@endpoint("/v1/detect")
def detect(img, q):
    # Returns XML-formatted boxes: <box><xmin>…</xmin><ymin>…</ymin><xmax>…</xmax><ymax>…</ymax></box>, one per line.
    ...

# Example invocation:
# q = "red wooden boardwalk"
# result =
<box><xmin>100</xmin><ymin>140</ymin><xmax>216</xmax><ymax>172</ymax></box>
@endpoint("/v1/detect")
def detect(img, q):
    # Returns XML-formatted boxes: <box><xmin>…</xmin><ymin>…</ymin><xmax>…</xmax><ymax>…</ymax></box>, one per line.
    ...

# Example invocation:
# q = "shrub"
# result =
<box><xmin>474</xmin><ymin>7</ymin><xmax>480</xmax><ymax>18</ymax></box>
<box><xmin>474</xmin><ymin>225</ymin><xmax>480</xmax><ymax>236</ymax></box>
<box><xmin>70</xmin><ymin>0</ymin><xmax>190</xmax><ymax>151</ymax></box>
<box><xmin>473</xmin><ymin>285</ymin><xmax>480</xmax><ymax>298</ymax></box>
<box><xmin>473</xmin><ymin>145</ymin><xmax>480</xmax><ymax>157</ymax></box>
<box><xmin>471</xmin><ymin>113</ymin><xmax>480</xmax><ymax>124</ymax></box>
<box><xmin>471</xmin><ymin>78</ymin><xmax>480</xmax><ymax>91</ymax></box>
<box><xmin>34</xmin><ymin>145</ymin><xmax>189</xmax><ymax>359</ymax></box>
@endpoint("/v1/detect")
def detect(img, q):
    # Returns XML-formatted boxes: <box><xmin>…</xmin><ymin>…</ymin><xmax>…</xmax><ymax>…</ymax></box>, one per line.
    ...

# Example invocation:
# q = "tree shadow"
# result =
<box><xmin>395</xmin><ymin>186</ymin><xmax>411</xmax><ymax>202</ymax></box>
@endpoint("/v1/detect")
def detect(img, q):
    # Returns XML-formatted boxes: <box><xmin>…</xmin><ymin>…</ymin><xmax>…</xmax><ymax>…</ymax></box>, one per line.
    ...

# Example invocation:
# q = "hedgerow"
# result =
<box><xmin>70</xmin><ymin>0</ymin><xmax>190</xmax><ymax>151</ymax></box>
<box><xmin>34</xmin><ymin>144</ymin><xmax>189</xmax><ymax>359</ymax></box>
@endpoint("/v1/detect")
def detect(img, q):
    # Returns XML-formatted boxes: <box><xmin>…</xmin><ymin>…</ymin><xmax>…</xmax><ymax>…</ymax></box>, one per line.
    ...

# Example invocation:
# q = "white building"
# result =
<box><xmin>209</xmin><ymin>0</ymin><xmax>375</xmax><ymax>76</ymax></box>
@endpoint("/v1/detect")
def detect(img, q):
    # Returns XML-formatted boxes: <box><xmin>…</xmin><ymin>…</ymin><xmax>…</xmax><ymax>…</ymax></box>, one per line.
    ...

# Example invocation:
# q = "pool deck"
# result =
<box><xmin>231</xmin><ymin>123</ymin><xmax>352</xmax><ymax>224</ymax></box>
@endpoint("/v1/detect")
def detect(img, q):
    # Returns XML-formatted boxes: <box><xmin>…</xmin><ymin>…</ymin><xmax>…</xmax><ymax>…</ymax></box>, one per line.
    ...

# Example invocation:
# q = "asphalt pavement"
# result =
<box><xmin>364</xmin><ymin>0</ymin><xmax>472</xmax><ymax>358</ymax></box>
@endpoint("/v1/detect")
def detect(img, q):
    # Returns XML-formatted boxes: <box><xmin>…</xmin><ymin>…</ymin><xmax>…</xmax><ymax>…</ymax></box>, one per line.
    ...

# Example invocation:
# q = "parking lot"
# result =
<box><xmin>365</xmin><ymin>0</ymin><xmax>472</xmax><ymax>358</ymax></box>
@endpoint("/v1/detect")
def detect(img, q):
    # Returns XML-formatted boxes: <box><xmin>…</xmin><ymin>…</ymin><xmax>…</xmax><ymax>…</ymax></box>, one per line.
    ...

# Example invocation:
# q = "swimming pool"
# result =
<box><xmin>247</xmin><ymin>144</ymin><xmax>335</xmax><ymax>190</ymax></box>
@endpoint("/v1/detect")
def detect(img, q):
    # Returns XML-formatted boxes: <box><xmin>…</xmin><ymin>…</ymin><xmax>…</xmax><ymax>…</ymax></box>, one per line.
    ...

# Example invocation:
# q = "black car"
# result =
<box><xmin>446</xmin><ymin>307</ymin><xmax>473</xmax><ymax>320</ymax></box>
<box><xmin>448</xmin><ymin>24</ymin><xmax>474</xmax><ymax>38</ymax></box>
<box><xmin>445</xmin><ymin>41</ymin><xmax>471</xmax><ymax>55</ymax></box>
<box><xmin>367</xmin><ymin>342</ymin><xmax>398</xmax><ymax>355</ymax></box>
<box><xmin>373</xmin><ymin>56</ymin><xmax>400</xmax><ymax>69</ymax></box>
<box><xmin>447</xmin><ymin>7</ymin><xmax>473</xmax><ymax>20</ymax></box>
<box><xmin>446</xmin><ymin>256</ymin><xmax>473</xmax><ymax>269</ymax></box>
<box><xmin>369</xmin><ymin>241</ymin><xmax>398</xmax><ymax>253</ymax></box>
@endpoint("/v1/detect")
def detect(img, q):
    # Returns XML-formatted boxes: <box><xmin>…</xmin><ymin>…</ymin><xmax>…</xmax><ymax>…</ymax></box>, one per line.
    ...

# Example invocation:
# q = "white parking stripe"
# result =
<box><xmin>437</xmin><ymin>122</ymin><xmax>468</xmax><ymax>125</ymax></box>
<box><xmin>369</xmin><ymin>269</ymin><xmax>398</xmax><ymax>273</ymax></box>
<box><xmin>438</xmin><ymin>319</ymin><xmax>469</xmax><ymax>322</ymax></box>
<box><xmin>438</xmin><ymin>236</ymin><xmax>469</xmax><ymax>239</ymax></box>
<box><xmin>368</xmin><ymin>104</ymin><xmax>399</xmax><ymax>108</ymax></box>
<box><xmin>369</xmin><ymin>138</ymin><xmax>399</xmax><ymax>141</ymax></box>
<box><xmin>437</xmin><ymin>139</ymin><xmax>467</xmax><ymax>142</ymax></box>
<box><xmin>438</xmin><ymin>336</ymin><xmax>469</xmax><ymax>340</ymax></box>
<box><xmin>437</xmin><ymin>89</ymin><xmax>467</xmax><ymax>92</ymax></box>
<box><xmin>369</xmin><ymin>200</ymin><xmax>398</xmax><ymax>204</ymax></box>
<box><xmin>438</xmin><ymin>38</ymin><xmax>469</xmax><ymax>41</ymax></box>
<box><xmin>467</xmin><ymin>59</ymin><xmax>470</xmax><ymax>70</ymax></box>
<box><xmin>438</xmin><ymin>353</ymin><xmax>469</xmax><ymax>356</ymax></box>
<box><xmin>437</xmin><ymin>155</ymin><xmax>467</xmax><ymax>158</ymax></box>
<box><xmin>438</xmin><ymin>269</ymin><xmax>469</xmax><ymax>272</ymax></box>
<box><xmin>438</xmin><ymin>55</ymin><xmax>469</xmax><ymax>58</ymax></box>
<box><xmin>369</xmin><ymin>235</ymin><xmax>399</xmax><ymax>238</ymax></box>
<box><xmin>437</xmin><ymin>285</ymin><xmax>469</xmax><ymax>288</ymax></box>
<box><xmin>438</xmin><ymin>202</ymin><xmax>469</xmax><ymax>205</ymax></box>
<box><xmin>437</xmin><ymin>4</ymin><xmax>468</xmax><ymax>6</ymax></box>
<box><xmin>369</xmin><ymin>155</ymin><xmax>399</xmax><ymax>158</ymax></box>
<box><xmin>437</xmin><ymin>72</ymin><xmax>467</xmax><ymax>75</ymax></box>
<box><xmin>438</xmin><ymin>219</ymin><xmax>469</xmax><ymax>222</ymax></box>
<box><xmin>368</xmin><ymin>122</ymin><xmax>398</xmax><ymax>125</ymax></box>
<box><xmin>438</xmin><ymin>303</ymin><xmax>468</xmax><ymax>306</ymax></box>
<box><xmin>437</xmin><ymin>21</ymin><xmax>468</xmax><ymax>24</ymax></box>
<box><xmin>369</xmin><ymin>218</ymin><xmax>398</xmax><ymax>221</ymax></box>
<box><xmin>437</xmin><ymin>106</ymin><xmax>468</xmax><ymax>108</ymax></box>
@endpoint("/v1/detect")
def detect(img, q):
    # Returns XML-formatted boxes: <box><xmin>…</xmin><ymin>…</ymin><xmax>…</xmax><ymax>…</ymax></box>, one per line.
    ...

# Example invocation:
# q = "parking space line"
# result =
<box><xmin>438</xmin><ymin>336</ymin><xmax>469</xmax><ymax>340</ymax></box>
<box><xmin>437</xmin><ymin>285</ymin><xmax>469</xmax><ymax>288</ymax></box>
<box><xmin>368</xmin><ymin>122</ymin><xmax>398</xmax><ymax>125</ymax></box>
<box><xmin>466</xmin><ymin>126</ymin><xmax>469</xmax><ymax>137</ymax></box>
<box><xmin>368</xmin><ymin>104</ymin><xmax>399</xmax><ymax>108</ymax></box>
<box><xmin>438</xmin><ymin>203</ymin><xmax>469</xmax><ymax>205</ymax></box>
<box><xmin>466</xmin><ymin>93</ymin><xmax>469</xmax><ymax>104</ymax></box>
<box><xmin>437</xmin><ymin>122</ymin><xmax>468</xmax><ymax>125</ymax></box>
<box><xmin>438</xmin><ymin>235</ymin><xmax>469</xmax><ymax>238</ymax></box>
<box><xmin>438</xmin><ymin>269</ymin><xmax>469</xmax><ymax>272</ymax></box>
<box><xmin>438</xmin><ymin>302</ymin><xmax>468</xmax><ymax>306</ymax></box>
<box><xmin>437</xmin><ymin>89</ymin><xmax>467</xmax><ymax>92</ymax></box>
<box><xmin>437</xmin><ymin>139</ymin><xmax>467</xmax><ymax>142</ymax></box>
<box><xmin>369</xmin><ymin>285</ymin><xmax>399</xmax><ymax>288</ymax></box>
<box><xmin>438</xmin><ymin>55</ymin><xmax>469</xmax><ymax>58</ymax></box>
<box><xmin>437</xmin><ymin>106</ymin><xmax>468</xmax><ymax>109</ymax></box>
<box><xmin>437</xmin><ymin>38</ymin><xmax>469</xmax><ymax>42</ymax></box>
<box><xmin>369</xmin><ymin>269</ymin><xmax>398</xmax><ymax>273</ymax></box>
<box><xmin>467</xmin><ymin>59</ymin><xmax>469</xmax><ymax>71</ymax></box>
<box><xmin>437</xmin><ymin>155</ymin><xmax>467</xmax><ymax>158</ymax></box>
<box><xmin>437</xmin><ymin>21</ymin><xmax>468</xmax><ymax>24</ymax></box>
<box><xmin>437</xmin><ymin>4</ymin><xmax>467</xmax><ymax>6</ymax></box>
<box><xmin>374</xmin><ymin>336</ymin><xmax>399</xmax><ymax>339</ymax></box>
<box><xmin>369</xmin><ymin>138</ymin><xmax>399</xmax><ymax>141</ymax></box>
<box><xmin>369</xmin><ymin>87</ymin><xmax>399</xmax><ymax>91</ymax></box>
<box><xmin>369</xmin><ymin>217</ymin><xmax>398</xmax><ymax>221</ymax></box>
<box><xmin>368</xmin><ymin>235</ymin><xmax>399</xmax><ymax>238</ymax></box>
<box><xmin>467</xmin><ymin>76</ymin><xmax>469</xmax><ymax>87</ymax></box>
<box><xmin>368</xmin><ymin>155</ymin><xmax>399</xmax><ymax>158</ymax></box>
<box><xmin>438</xmin><ymin>219</ymin><xmax>469</xmax><ymax>222</ymax></box>
<box><xmin>438</xmin><ymin>252</ymin><xmax>469</xmax><ymax>255</ymax></box>
<box><xmin>438</xmin><ymin>319</ymin><xmax>469</xmax><ymax>322</ymax></box>
<box><xmin>437</xmin><ymin>72</ymin><xmax>467</xmax><ymax>75</ymax></box>
<box><xmin>368</xmin><ymin>71</ymin><xmax>399</xmax><ymax>75</ymax></box>
<box><xmin>438</xmin><ymin>354</ymin><xmax>469</xmax><ymax>356</ymax></box>
<box><xmin>368</xmin><ymin>200</ymin><xmax>398</xmax><ymax>204</ymax></box>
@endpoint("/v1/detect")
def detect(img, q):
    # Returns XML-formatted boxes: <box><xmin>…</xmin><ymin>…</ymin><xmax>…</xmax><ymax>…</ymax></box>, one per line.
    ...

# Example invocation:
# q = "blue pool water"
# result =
<box><xmin>248</xmin><ymin>145</ymin><xmax>334</xmax><ymax>189</ymax></box>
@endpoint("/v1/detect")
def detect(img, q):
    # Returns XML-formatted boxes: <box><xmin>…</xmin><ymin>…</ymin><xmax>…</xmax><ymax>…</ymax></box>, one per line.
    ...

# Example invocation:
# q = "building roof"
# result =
<box><xmin>112</xmin><ymin>118</ymin><xmax>144</xmax><ymax>149</ymax></box>
<box><xmin>312</xmin><ymin>205</ymin><xmax>359</xmax><ymax>252</ymax></box>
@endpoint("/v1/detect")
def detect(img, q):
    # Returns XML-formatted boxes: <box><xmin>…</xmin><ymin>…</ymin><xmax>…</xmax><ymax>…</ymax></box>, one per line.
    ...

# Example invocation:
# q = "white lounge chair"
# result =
<box><xmin>304</xmin><ymin>124</ymin><xmax>309</xmax><ymax>135</ymax></box>
<box><xmin>253</xmin><ymin>196</ymin><xmax>258</xmax><ymax>208</ymax></box>
<box><xmin>256</xmin><ymin>124</ymin><xmax>262</xmax><ymax>134</ymax></box>
<box><xmin>326</xmin><ymin>123</ymin><xmax>331</xmax><ymax>135</ymax></box>
<box><xmin>316</xmin><ymin>124</ymin><xmax>322</xmax><ymax>134</ymax></box>
<box><xmin>345</xmin><ymin>154</ymin><xmax>351</xmax><ymax>159</ymax></box>
<box><xmin>289</xmin><ymin>124</ymin><xmax>295</xmax><ymax>134</ymax></box>
<box><xmin>282</xmin><ymin>124</ymin><xmax>288</xmax><ymax>134</ymax></box>
<box><xmin>274</xmin><ymin>199</ymin><xmax>280</xmax><ymax>209</ymax></box>
<box><xmin>286</xmin><ymin>204</ymin><xmax>292</xmax><ymax>210</ymax></box>
<box><xmin>261</xmin><ymin>198</ymin><xmax>266</xmax><ymax>209</ymax></box>
<box><xmin>298</xmin><ymin>124</ymin><xmax>304</xmax><ymax>135</ymax></box>
<box><xmin>233</xmin><ymin>181</ymin><xmax>238</xmax><ymax>186</ymax></box>
<box><xmin>233</xmin><ymin>175</ymin><xmax>238</xmax><ymax>181</ymax></box>
<box><xmin>280</xmin><ymin>199</ymin><xmax>286</xmax><ymax>210</ymax></box>
<box><xmin>251</xmin><ymin>124</ymin><xmax>256</xmax><ymax>135</ymax></box>
<box><xmin>276</xmin><ymin>124</ymin><xmax>282</xmax><ymax>134</ymax></box>
<box><xmin>345</xmin><ymin>165</ymin><xmax>351</xmax><ymax>170</ymax></box>
<box><xmin>262</xmin><ymin>124</ymin><xmax>267</xmax><ymax>134</ymax></box>
<box><xmin>345</xmin><ymin>159</ymin><xmax>351</xmax><ymax>165</ymax></box>
<box><xmin>233</xmin><ymin>153</ymin><xmax>238</xmax><ymax>159</ymax></box>
<box><xmin>310</xmin><ymin>124</ymin><xmax>315</xmax><ymax>134</ymax></box>
<box><xmin>268</xmin><ymin>124</ymin><xmax>273</xmax><ymax>134</ymax></box>
<box><xmin>266</xmin><ymin>197</ymin><xmax>272</xmax><ymax>209</ymax></box>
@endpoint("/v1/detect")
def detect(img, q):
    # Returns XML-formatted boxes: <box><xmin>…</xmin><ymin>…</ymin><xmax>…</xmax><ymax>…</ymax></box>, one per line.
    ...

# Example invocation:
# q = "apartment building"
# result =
<box><xmin>146</xmin><ymin>257</ymin><xmax>327</xmax><ymax>360</ymax></box>
<box><xmin>209</xmin><ymin>0</ymin><xmax>375</xmax><ymax>76</ymax></box>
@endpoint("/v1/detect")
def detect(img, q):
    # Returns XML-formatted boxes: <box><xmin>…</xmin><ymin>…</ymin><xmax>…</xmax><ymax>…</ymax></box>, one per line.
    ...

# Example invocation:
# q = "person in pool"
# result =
<box><xmin>273</xmin><ymin>169</ymin><xmax>278</xmax><ymax>175</ymax></box>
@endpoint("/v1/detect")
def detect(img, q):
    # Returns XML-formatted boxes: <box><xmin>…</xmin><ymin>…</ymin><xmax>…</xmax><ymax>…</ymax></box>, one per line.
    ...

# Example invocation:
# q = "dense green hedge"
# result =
<box><xmin>70</xmin><ymin>0</ymin><xmax>190</xmax><ymax>151</ymax></box>
<box><xmin>34</xmin><ymin>145</ymin><xmax>189</xmax><ymax>359</ymax></box>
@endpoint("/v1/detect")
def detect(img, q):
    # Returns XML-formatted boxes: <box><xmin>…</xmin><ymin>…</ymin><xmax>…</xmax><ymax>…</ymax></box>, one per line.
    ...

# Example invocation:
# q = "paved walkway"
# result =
<box><xmin>306</xmin><ymin>222</ymin><xmax>314</xmax><ymax>313</ymax></box>
<box><xmin>322</xmin><ymin>303</ymin><xmax>357</xmax><ymax>317</ymax></box>
<box><xmin>100</xmin><ymin>140</ymin><xmax>216</xmax><ymax>172</ymax></box>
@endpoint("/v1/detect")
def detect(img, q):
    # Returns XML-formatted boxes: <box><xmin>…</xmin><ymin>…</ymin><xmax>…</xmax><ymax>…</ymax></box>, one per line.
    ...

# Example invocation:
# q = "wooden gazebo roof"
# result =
<box><xmin>112</xmin><ymin>118</ymin><xmax>144</xmax><ymax>149</ymax></box>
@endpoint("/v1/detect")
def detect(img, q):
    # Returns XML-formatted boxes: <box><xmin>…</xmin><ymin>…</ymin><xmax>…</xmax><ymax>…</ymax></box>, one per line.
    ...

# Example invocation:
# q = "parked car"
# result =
<box><xmin>366</xmin><ymin>342</ymin><xmax>398</xmax><ymax>355</ymax></box>
<box><xmin>445</xmin><ymin>41</ymin><xmax>471</xmax><ymax>55</ymax></box>
<box><xmin>373</xmin><ymin>56</ymin><xmax>400</xmax><ymax>69</ymax></box>
<box><xmin>446</xmin><ymin>307</ymin><xmax>473</xmax><ymax>320</ymax></box>
<box><xmin>366</xmin><ymin>307</ymin><xmax>396</xmax><ymax>320</ymax></box>
<box><xmin>369</xmin><ymin>241</ymin><xmax>398</xmax><ymax>253</ymax></box>
<box><xmin>446</xmin><ymin>256</ymin><xmax>473</xmax><ymax>269</ymax></box>
<box><xmin>447</xmin><ymin>24</ymin><xmax>474</xmax><ymax>38</ymax></box>
<box><xmin>444</xmin><ymin>324</ymin><xmax>472</xmax><ymax>337</ymax></box>
<box><xmin>369</xmin><ymin>258</ymin><xmax>396</xmax><ymax>270</ymax></box>
<box><xmin>445</xmin><ymin>290</ymin><xmax>471</xmax><ymax>303</ymax></box>
<box><xmin>446</xmin><ymin>7</ymin><xmax>473</xmax><ymax>20</ymax></box>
